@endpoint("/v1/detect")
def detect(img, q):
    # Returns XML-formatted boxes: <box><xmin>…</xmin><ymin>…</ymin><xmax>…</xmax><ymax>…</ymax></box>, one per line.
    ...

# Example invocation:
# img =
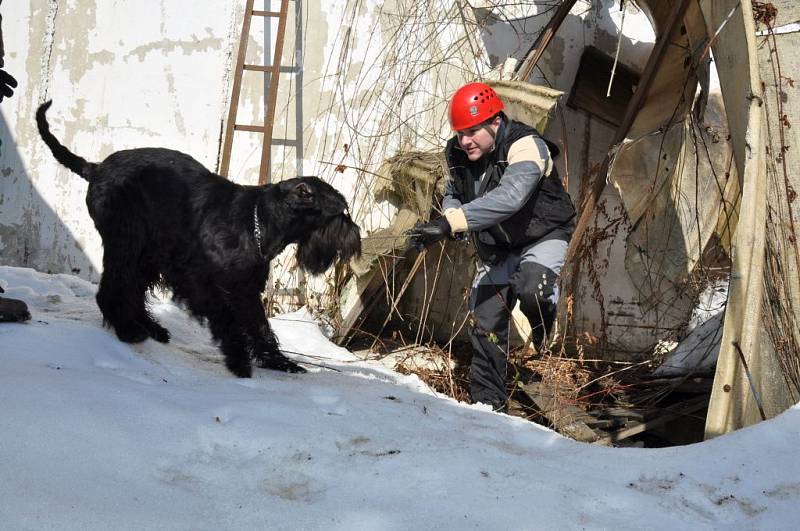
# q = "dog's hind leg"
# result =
<box><xmin>96</xmin><ymin>273</ymin><xmax>149</xmax><ymax>343</ymax></box>
<box><xmin>135</xmin><ymin>260</ymin><xmax>170</xmax><ymax>343</ymax></box>
<box><xmin>95</xmin><ymin>238</ymin><xmax>152</xmax><ymax>343</ymax></box>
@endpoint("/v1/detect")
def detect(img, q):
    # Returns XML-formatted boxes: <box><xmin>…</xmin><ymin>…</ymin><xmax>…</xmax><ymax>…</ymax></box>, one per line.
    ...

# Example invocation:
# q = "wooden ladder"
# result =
<box><xmin>219</xmin><ymin>0</ymin><xmax>290</xmax><ymax>185</ymax></box>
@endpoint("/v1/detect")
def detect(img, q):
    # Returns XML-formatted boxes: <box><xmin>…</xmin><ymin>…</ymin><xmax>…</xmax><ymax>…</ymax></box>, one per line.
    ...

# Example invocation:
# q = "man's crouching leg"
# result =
<box><xmin>511</xmin><ymin>261</ymin><xmax>559</xmax><ymax>349</ymax></box>
<box><xmin>468</xmin><ymin>283</ymin><xmax>512</xmax><ymax>412</ymax></box>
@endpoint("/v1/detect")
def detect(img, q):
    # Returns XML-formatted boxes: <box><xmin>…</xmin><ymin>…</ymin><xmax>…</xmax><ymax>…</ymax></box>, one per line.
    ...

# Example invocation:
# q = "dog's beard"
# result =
<box><xmin>296</xmin><ymin>214</ymin><xmax>361</xmax><ymax>275</ymax></box>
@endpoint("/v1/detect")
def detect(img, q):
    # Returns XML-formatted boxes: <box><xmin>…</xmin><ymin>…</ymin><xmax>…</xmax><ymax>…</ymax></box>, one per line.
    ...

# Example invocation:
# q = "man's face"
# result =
<box><xmin>456</xmin><ymin>116</ymin><xmax>500</xmax><ymax>161</ymax></box>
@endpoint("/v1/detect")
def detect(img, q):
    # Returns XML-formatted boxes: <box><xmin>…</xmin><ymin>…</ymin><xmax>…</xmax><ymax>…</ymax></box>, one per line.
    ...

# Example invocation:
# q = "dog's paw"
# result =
<box><xmin>146</xmin><ymin>322</ymin><xmax>171</xmax><ymax>343</ymax></box>
<box><xmin>258</xmin><ymin>356</ymin><xmax>307</xmax><ymax>374</ymax></box>
<box><xmin>225</xmin><ymin>358</ymin><xmax>253</xmax><ymax>378</ymax></box>
<box><xmin>114</xmin><ymin>324</ymin><xmax>149</xmax><ymax>343</ymax></box>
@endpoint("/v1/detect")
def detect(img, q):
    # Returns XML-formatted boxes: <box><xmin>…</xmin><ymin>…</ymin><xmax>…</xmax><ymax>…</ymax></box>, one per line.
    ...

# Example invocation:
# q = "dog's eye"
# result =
<box><xmin>293</xmin><ymin>182</ymin><xmax>313</xmax><ymax>198</ymax></box>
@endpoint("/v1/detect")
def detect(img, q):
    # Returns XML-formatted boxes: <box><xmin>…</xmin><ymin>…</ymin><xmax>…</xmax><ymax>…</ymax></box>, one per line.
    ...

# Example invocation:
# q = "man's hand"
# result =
<box><xmin>0</xmin><ymin>69</ymin><xmax>17</xmax><ymax>101</ymax></box>
<box><xmin>406</xmin><ymin>217</ymin><xmax>451</xmax><ymax>251</ymax></box>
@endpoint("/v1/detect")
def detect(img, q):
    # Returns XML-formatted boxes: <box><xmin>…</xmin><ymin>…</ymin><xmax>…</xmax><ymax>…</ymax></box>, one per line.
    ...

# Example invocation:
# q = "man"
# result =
<box><xmin>0</xmin><ymin>0</ymin><xmax>27</xmax><ymax>323</ymax></box>
<box><xmin>407</xmin><ymin>82</ymin><xmax>576</xmax><ymax>411</ymax></box>
<box><xmin>0</xmin><ymin>0</ymin><xmax>18</xmax><ymax>102</ymax></box>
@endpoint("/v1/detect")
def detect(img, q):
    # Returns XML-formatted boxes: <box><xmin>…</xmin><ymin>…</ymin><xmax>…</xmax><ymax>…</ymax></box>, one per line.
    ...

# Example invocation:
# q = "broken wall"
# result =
<box><xmin>550</xmin><ymin>0</ymin><xmax>742</xmax><ymax>361</ymax></box>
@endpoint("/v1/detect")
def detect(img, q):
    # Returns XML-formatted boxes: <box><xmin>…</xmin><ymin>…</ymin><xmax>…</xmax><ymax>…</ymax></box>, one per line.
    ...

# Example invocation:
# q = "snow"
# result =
<box><xmin>1</xmin><ymin>265</ymin><xmax>799</xmax><ymax>530</ymax></box>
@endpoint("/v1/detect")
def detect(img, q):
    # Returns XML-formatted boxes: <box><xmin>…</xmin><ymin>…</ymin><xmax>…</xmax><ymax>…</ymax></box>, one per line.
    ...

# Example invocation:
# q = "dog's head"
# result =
<box><xmin>275</xmin><ymin>177</ymin><xmax>362</xmax><ymax>275</ymax></box>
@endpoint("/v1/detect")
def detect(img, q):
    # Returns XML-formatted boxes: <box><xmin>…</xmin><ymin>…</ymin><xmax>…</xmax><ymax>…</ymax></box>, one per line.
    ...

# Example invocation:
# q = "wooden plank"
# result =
<box><xmin>335</xmin><ymin>255</ymin><xmax>400</xmax><ymax>345</ymax></box>
<box><xmin>520</xmin><ymin>382</ymin><xmax>603</xmax><ymax>443</ymax></box>
<box><xmin>369</xmin><ymin>251</ymin><xmax>427</xmax><ymax>350</ymax></box>
<box><xmin>252</xmin><ymin>10</ymin><xmax>281</xmax><ymax>17</ymax></box>
<box><xmin>234</xmin><ymin>124</ymin><xmax>267</xmax><ymax>133</ymax></box>
<box><xmin>595</xmin><ymin>395</ymin><xmax>709</xmax><ymax>445</ymax></box>
<box><xmin>598</xmin><ymin>407</ymin><xmax>651</xmax><ymax>422</ymax></box>
<box><xmin>243</xmin><ymin>64</ymin><xmax>282</xmax><ymax>73</ymax></box>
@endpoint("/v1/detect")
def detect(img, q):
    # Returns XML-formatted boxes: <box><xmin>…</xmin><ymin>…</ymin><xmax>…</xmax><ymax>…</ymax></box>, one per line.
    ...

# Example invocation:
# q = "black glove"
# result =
<box><xmin>0</xmin><ymin>69</ymin><xmax>17</xmax><ymax>101</ymax></box>
<box><xmin>406</xmin><ymin>217</ymin><xmax>451</xmax><ymax>251</ymax></box>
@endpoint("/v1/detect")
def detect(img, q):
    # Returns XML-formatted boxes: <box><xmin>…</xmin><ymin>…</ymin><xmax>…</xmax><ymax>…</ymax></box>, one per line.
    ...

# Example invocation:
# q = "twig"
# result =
<box><xmin>732</xmin><ymin>341</ymin><xmax>767</xmax><ymax>421</ymax></box>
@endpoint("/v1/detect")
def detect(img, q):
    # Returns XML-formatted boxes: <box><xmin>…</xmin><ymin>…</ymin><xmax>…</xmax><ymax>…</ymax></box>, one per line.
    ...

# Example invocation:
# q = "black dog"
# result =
<box><xmin>36</xmin><ymin>101</ymin><xmax>360</xmax><ymax>377</ymax></box>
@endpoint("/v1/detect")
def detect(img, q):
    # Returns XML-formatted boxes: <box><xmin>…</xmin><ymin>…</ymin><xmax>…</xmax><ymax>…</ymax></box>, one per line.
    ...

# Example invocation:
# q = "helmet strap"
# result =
<box><xmin>481</xmin><ymin>115</ymin><xmax>501</xmax><ymax>152</ymax></box>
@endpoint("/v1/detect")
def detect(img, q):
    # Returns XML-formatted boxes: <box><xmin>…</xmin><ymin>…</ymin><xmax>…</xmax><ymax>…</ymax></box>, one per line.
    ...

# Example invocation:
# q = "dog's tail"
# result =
<box><xmin>36</xmin><ymin>100</ymin><xmax>97</xmax><ymax>181</ymax></box>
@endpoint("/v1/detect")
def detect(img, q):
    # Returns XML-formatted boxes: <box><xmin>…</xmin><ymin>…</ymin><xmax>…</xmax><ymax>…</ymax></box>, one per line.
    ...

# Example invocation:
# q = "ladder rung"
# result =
<box><xmin>234</xmin><ymin>124</ymin><xmax>266</xmax><ymax>133</ymax></box>
<box><xmin>243</xmin><ymin>64</ymin><xmax>281</xmax><ymax>73</ymax></box>
<box><xmin>230</xmin><ymin>127</ymin><xmax>299</xmax><ymax>146</ymax></box>
<box><xmin>252</xmin><ymin>10</ymin><xmax>281</xmax><ymax>17</ymax></box>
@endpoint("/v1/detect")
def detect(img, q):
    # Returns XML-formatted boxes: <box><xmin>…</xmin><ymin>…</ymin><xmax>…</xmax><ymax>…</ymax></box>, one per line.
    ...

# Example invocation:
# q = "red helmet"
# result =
<box><xmin>448</xmin><ymin>82</ymin><xmax>505</xmax><ymax>131</ymax></box>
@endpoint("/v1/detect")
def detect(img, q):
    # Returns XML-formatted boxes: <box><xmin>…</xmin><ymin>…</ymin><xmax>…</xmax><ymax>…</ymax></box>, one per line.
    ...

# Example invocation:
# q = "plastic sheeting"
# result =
<box><xmin>611</xmin><ymin>93</ymin><xmax>738</xmax><ymax>329</ymax></box>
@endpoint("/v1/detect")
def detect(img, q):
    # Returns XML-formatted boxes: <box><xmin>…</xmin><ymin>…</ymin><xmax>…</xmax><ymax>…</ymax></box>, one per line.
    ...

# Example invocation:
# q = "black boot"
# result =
<box><xmin>0</xmin><ymin>286</ymin><xmax>31</xmax><ymax>322</ymax></box>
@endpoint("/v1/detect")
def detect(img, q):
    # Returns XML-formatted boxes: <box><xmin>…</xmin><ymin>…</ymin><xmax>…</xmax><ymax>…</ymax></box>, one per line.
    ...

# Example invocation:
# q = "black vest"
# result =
<box><xmin>445</xmin><ymin>119</ymin><xmax>576</xmax><ymax>263</ymax></box>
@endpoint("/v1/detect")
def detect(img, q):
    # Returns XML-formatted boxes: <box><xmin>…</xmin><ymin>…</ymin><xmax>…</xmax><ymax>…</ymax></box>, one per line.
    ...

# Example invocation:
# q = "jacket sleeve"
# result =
<box><xmin>442</xmin><ymin>177</ymin><xmax>463</xmax><ymax>212</ymax></box>
<box><xmin>444</xmin><ymin>135</ymin><xmax>551</xmax><ymax>233</ymax></box>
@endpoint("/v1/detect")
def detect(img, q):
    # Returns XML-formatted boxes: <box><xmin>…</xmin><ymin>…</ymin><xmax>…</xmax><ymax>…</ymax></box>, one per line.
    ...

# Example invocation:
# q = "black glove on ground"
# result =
<box><xmin>0</xmin><ymin>69</ymin><xmax>17</xmax><ymax>101</ymax></box>
<box><xmin>406</xmin><ymin>217</ymin><xmax>451</xmax><ymax>251</ymax></box>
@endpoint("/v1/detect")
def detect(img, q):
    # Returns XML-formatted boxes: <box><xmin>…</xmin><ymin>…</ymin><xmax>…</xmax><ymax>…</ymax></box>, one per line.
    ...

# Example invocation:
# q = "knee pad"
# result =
<box><xmin>511</xmin><ymin>261</ymin><xmax>558</xmax><ymax>312</ymax></box>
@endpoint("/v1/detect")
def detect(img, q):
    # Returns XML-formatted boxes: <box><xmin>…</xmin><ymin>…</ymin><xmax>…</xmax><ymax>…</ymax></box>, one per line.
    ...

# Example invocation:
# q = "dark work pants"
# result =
<box><xmin>467</xmin><ymin>240</ymin><xmax>565</xmax><ymax>409</ymax></box>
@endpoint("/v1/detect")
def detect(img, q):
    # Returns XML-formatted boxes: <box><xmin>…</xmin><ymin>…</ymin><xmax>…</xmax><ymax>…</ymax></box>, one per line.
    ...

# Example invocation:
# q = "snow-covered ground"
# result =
<box><xmin>1</xmin><ymin>265</ymin><xmax>798</xmax><ymax>531</ymax></box>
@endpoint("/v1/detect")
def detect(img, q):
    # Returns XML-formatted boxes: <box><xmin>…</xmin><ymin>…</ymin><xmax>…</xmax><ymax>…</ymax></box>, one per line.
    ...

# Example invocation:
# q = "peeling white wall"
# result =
<box><xmin>0</xmin><ymin>0</ymin><xmax>657</xmax><ymax>313</ymax></box>
<box><xmin>1</xmin><ymin>1</ymin><xmax>240</xmax><ymax>280</ymax></box>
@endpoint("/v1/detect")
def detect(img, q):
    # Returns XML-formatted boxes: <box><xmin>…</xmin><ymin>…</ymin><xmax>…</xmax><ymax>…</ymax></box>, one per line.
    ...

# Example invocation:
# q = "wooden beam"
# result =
<box><xmin>234</xmin><ymin>124</ymin><xmax>267</xmax><ymax>133</ymax></box>
<box><xmin>336</xmin><ymin>255</ymin><xmax>401</xmax><ymax>346</ymax></box>
<box><xmin>243</xmin><ymin>64</ymin><xmax>282</xmax><ymax>73</ymax></box>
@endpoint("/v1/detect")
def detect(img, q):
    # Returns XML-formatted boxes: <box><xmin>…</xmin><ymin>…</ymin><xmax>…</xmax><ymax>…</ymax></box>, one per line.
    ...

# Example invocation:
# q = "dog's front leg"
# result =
<box><xmin>249</xmin><ymin>319</ymin><xmax>306</xmax><ymax>374</ymax></box>
<box><xmin>228</xmin><ymin>292</ymin><xmax>307</xmax><ymax>375</ymax></box>
<box><xmin>205</xmin><ymin>311</ymin><xmax>254</xmax><ymax>378</ymax></box>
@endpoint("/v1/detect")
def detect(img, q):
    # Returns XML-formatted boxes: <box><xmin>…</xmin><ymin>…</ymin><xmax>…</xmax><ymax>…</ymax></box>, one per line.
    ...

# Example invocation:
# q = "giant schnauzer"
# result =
<box><xmin>36</xmin><ymin>101</ymin><xmax>361</xmax><ymax>377</ymax></box>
